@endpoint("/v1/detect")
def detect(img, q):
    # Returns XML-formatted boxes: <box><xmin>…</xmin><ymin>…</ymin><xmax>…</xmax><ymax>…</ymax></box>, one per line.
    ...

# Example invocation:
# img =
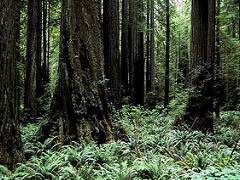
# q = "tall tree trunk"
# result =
<box><xmin>103</xmin><ymin>0</ymin><xmax>121</xmax><ymax>106</ymax></box>
<box><xmin>39</xmin><ymin>0</ymin><xmax>112</xmax><ymax>144</ymax></box>
<box><xmin>239</xmin><ymin>0</ymin><xmax>240</xmax><ymax>40</ymax></box>
<box><xmin>0</xmin><ymin>0</ymin><xmax>24</xmax><ymax>169</ymax></box>
<box><xmin>121</xmin><ymin>0</ymin><xmax>129</xmax><ymax>96</ymax></box>
<box><xmin>190</xmin><ymin>0</ymin><xmax>208</xmax><ymax>71</ymax></box>
<box><xmin>164</xmin><ymin>0</ymin><xmax>170</xmax><ymax>108</ymax></box>
<box><xmin>215</xmin><ymin>0</ymin><xmax>221</xmax><ymax>120</ymax></box>
<box><xmin>146</xmin><ymin>0</ymin><xmax>150</xmax><ymax>94</ymax></box>
<box><xmin>146</xmin><ymin>0</ymin><xmax>155</xmax><ymax>94</ymax></box>
<box><xmin>42</xmin><ymin>0</ymin><xmax>49</xmax><ymax>86</ymax></box>
<box><xmin>16</xmin><ymin>0</ymin><xmax>22</xmax><ymax>124</ymax></box>
<box><xmin>207</xmin><ymin>0</ymin><xmax>216</xmax><ymax>113</ymax></box>
<box><xmin>134</xmin><ymin>0</ymin><xmax>145</xmax><ymax>105</ymax></box>
<box><xmin>24</xmin><ymin>0</ymin><xmax>42</xmax><ymax>121</ymax></box>
<box><xmin>232</xmin><ymin>17</ymin><xmax>236</xmax><ymax>38</ymax></box>
<box><xmin>150</xmin><ymin>0</ymin><xmax>155</xmax><ymax>92</ymax></box>
<box><xmin>129</xmin><ymin>0</ymin><xmax>135</xmax><ymax>101</ymax></box>
<box><xmin>238</xmin><ymin>0</ymin><xmax>240</xmax><ymax>85</ymax></box>
<box><xmin>183</xmin><ymin>0</ymin><xmax>215</xmax><ymax>132</ymax></box>
<box><xmin>47</xmin><ymin>0</ymin><xmax>50</xmax><ymax>80</ymax></box>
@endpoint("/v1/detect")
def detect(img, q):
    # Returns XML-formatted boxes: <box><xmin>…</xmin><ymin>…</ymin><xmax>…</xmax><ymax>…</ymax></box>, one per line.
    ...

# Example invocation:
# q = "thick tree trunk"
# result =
<box><xmin>103</xmin><ymin>0</ymin><xmax>121</xmax><ymax>106</ymax></box>
<box><xmin>24</xmin><ymin>0</ymin><xmax>42</xmax><ymax>121</ymax></box>
<box><xmin>39</xmin><ymin>0</ymin><xmax>112</xmax><ymax>144</ymax></box>
<box><xmin>164</xmin><ymin>0</ymin><xmax>170</xmax><ymax>108</ymax></box>
<box><xmin>0</xmin><ymin>0</ymin><xmax>24</xmax><ymax>169</ymax></box>
<box><xmin>121</xmin><ymin>0</ymin><xmax>129</xmax><ymax>96</ymax></box>
<box><xmin>190</xmin><ymin>0</ymin><xmax>208</xmax><ymax>70</ymax></box>
<box><xmin>183</xmin><ymin>0</ymin><xmax>215</xmax><ymax>132</ymax></box>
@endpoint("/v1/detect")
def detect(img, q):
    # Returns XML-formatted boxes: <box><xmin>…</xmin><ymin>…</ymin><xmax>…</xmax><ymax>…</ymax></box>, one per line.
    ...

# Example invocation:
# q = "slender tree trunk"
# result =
<box><xmin>47</xmin><ymin>0</ymin><xmax>50</xmax><ymax>80</ymax></box>
<box><xmin>238</xmin><ymin>0</ymin><xmax>240</xmax><ymax>84</ymax></box>
<box><xmin>150</xmin><ymin>0</ymin><xmax>155</xmax><ymax>92</ymax></box>
<box><xmin>103</xmin><ymin>0</ymin><xmax>121</xmax><ymax>106</ymax></box>
<box><xmin>121</xmin><ymin>0</ymin><xmax>129</xmax><ymax>96</ymax></box>
<box><xmin>42</xmin><ymin>0</ymin><xmax>48</xmax><ymax>86</ymax></box>
<box><xmin>232</xmin><ymin>17</ymin><xmax>236</xmax><ymax>38</ymax></box>
<box><xmin>24</xmin><ymin>0</ymin><xmax>42</xmax><ymax>121</ymax></box>
<box><xmin>207</xmin><ymin>0</ymin><xmax>216</xmax><ymax>115</ymax></box>
<box><xmin>39</xmin><ymin>0</ymin><xmax>113</xmax><ymax>144</ymax></box>
<box><xmin>215</xmin><ymin>0</ymin><xmax>221</xmax><ymax>120</ymax></box>
<box><xmin>239</xmin><ymin>0</ymin><xmax>240</xmax><ymax>40</ymax></box>
<box><xmin>36</xmin><ymin>0</ymin><xmax>42</xmax><ymax>98</ymax></box>
<box><xmin>129</xmin><ymin>0</ymin><xmax>135</xmax><ymax>101</ymax></box>
<box><xmin>134</xmin><ymin>0</ymin><xmax>145</xmax><ymax>105</ymax></box>
<box><xmin>146</xmin><ymin>0</ymin><xmax>150</xmax><ymax>94</ymax></box>
<box><xmin>16</xmin><ymin>0</ymin><xmax>22</xmax><ymax>123</ymax></box>
<box><xmin>0</xmin><ymin>0</ymin><xmax>24</xmax><ymax>169</ymax></box>
<box><xmin>146</xmin><ymin>0</ymin><xmax>155</xmax><ymax>94</ymax></box>
<box><xmin>164</xmin><ymin>0</ymin><xmax>170</xmax><ymax>108</ymax></box>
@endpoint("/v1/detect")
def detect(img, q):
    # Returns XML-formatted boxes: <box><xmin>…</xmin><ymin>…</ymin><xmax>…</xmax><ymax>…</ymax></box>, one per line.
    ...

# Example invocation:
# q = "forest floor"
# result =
<box><xmin>1</xmin><ymin>106</ymin><xmax>240</xmax><ymax>179</ymax></box>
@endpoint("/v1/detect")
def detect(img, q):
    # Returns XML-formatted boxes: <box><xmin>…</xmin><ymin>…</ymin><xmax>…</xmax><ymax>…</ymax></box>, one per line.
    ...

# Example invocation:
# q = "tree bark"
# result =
<box><xmin>0</xmin><ymin>0</ymin><xmax>24</xmax><ymax>169</ymax></box>
<box><xmin>146</xmin><ymin>0</ymin><xmax>150</xmax><ymax>94</ymax></box>
<box><xmin>183</xmin><ymin>0</ymin><xmax>215</xmax><ymax>132</ymax></box>
<box><xmin>146</xmin><ymin>0</ymin><xmax>155</xmax><ymax>94</ymax></box>
<box><xmin>150</xmin><ymin>0</ymin><xmax>155</xmax><ymax>92</ymax></box>
<box><xmin>215</xmin><ymin>0</ymin><xmax>221</xmax><ymax>120</ymax></box>
<box><xmin>121</xmin><ymin>0</ymin><xmax>129</xmax><ymax>96</ymax></box>
<box><xmin>103</xmin><ymin>0</ymin><xmax>121</xmax><ymax>106</ymax></box>
<box><xmin>39</xmin><ymin>0</ymin><xmax>113</xmax><ymax>144</ymax></box>
<box><xmin>47</xmin><ymin>0</ymin><xmax>50</xmax><ymax>81</ymax></box>
<box><xmin>164</xmin><ymin>0</ymin><xmax>170</xmax><ymax>108</ymax></box>
<box><xmin>190</xmin><ymin>0</ymin><xmax>208</xmax><ymax>70</ymax></box>
<box><xmin>24</xmin><ymin>0</ymin><xmax>42</xmax><ymax>121</ymax></box>
<box><xmin>134</xmin><ymin>0</ymin><xmax>145</xmax><ymax>105</ymax></box>
<box><xmin>42</xmin><ymin>0</ymin><xmax>49</xmax><ymax>86</ymax></box>
<box><xmin>129</xmin><ymin>0</ymin><xmax>135</xmax><ymax>101</ymax></box>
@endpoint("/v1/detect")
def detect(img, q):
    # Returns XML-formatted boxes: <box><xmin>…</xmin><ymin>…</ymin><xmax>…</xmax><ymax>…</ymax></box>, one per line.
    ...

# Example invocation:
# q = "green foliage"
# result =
<box><xmin>168</xmin><ymin>85</ymin><xmax>191</xmax><ymax>117</ymax></box>
<box><xmin>1</xmin><ymin>106</ymin><xmax>240</xmax><ymax>179</ymax></box>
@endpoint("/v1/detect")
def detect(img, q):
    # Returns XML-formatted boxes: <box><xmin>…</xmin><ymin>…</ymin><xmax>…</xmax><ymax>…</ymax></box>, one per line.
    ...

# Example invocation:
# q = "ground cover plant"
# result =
<box><xmin>1</xmin><ymin>107</ymin><xmax>240</xmax><ymax>180</ymax></box>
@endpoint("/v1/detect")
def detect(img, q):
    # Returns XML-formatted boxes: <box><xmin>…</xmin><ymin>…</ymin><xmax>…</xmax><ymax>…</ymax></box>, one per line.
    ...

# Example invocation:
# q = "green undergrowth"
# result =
<box><xmin>1</xmin><ymin>108</ymin><xmax>240</xmax><ymax>180</ymax></box>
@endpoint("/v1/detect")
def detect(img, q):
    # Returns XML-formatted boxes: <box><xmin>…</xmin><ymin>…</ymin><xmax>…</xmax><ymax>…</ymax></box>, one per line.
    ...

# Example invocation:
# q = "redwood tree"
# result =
<box><xmin>164</xmin><ymin>0</ymin><xmax>170</xmax><ymax>108</ymax></box>
<box><xmin>121</xmin><ymin>0</ymin><xmax>129</xmax><ymax>95</ymax></box>
<box><xmin>0</xmin><ymin>0</ymin><xmax>24</xmax><ymax>169</ymax></box>
<box><xmin>133</xmin><ymin>0</ymin><xmax>145</xmax><ymax>105</ymax></box>
<box><xmin>184</xmin><ymin>0</ymin><xmax>216</xmax><ymax>132</ymax></box>
<box><xmin>40</xmin><ymin>0</ymin><xmax>112</xmax><ymax>144</ymax></box>
<box><xmin>24</xmin><ymin>0</ymin><xmax>42</xmax><ymax>121</ymax></box>
<box><xmin>103</xmin><ymin>0</ymin><xmax>121</xmax><ymax>106</ymax></box>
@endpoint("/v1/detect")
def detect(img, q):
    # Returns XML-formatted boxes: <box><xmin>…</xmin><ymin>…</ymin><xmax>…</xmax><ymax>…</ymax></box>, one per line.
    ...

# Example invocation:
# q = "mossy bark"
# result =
<box><xmin>184</xmin><ymin>0</ymin><xmax>216</xmax><ymax>132</ymax></box>
<box><xmin>39</xmin><ymin>0</ymin><xmax>112</xmax><ymax>144</ymax></box>
<box><xmin>0</xmin><ymin>0</ymin><xmax>24</xmax><ymax>169</ymax></box>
